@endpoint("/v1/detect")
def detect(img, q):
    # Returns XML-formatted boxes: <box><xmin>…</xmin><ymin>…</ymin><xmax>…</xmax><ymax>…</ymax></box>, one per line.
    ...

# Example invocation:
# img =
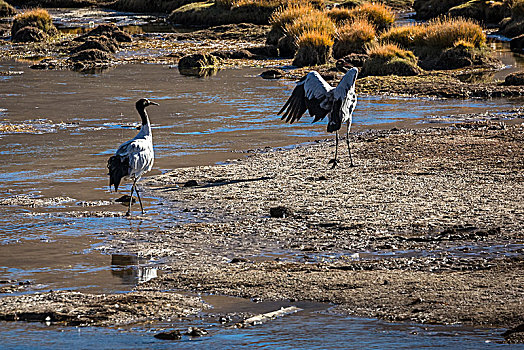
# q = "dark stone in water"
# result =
<box><xmin>260</xmin><ymin>69</ymin><xmax>284</xmax><ymax>79</ymax></box>
<box><xmin>154</xmin><ymin>330</ymin><xmax>182</xmax><ymax>340</ymax></box>
<box><xmin>71</xmin><ymin>36</ymin><xmax>119</xmax><ymax>54</ymax></box>
<box><xmin>77</xmin><ymin>24</ymin><xmax>131</xmax><ymax>43</ymax></box>
<box><xmin>178</xmin><ymin>53</ymin><xmax>220</xmax><ymax>69</ymax></box>
<box><xmin>12</xmin><ymin>26</ymin><xmax>47</xmax><ymax>43</ymax></box>
<box><xmin>503</xmin><ymin>72</ymin><xmax>524</xmax><ymax>86</ymax></box>
<box><xmin>69</xmin><ymin>49</ymin><xmax>113</xmax><ymax>63</ymax></box>
<box><xmin>247</xmin><ymin>45</ymin><xmax>278</xmax><ymax>58</ymax></box>
<box><xmin>502</xmin><ymin>324</ymin><xmax>524</xmax><ymax>344</ymax></box>
<box><xmin>510</xmin><ymin>34</ymin><xmax>524</xmax><ymax>54</ymax></box>
<box><xmin>270</xmin><ymin>206</ymin><xmax>293</xmax><ymax>218</ymax></box>
<box><xmin>230</xmin><ymin>257</ymin><xmax>248</xmax><ymax>263</ymax></box>
<box><xmin>184</xmin><ymin>180</ymin><xmax>199</xmax><ymax>187</ymax></box>
<box><xmin>185</xmin><ymin>327</ymin><xmax>208</xmax><ymax>337</ymax></box>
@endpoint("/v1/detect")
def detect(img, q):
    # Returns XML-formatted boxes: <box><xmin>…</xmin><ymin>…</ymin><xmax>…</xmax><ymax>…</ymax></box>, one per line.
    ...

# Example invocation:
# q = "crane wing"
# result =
<box><xmin>278</xmin><ymin>71</ymin><xmax>334</xmax><ymax>124</ymax></box>
<box><xmin>328</xmin><ymin>68</ymin><xmax>358</xmax><ymax>133</ymax></box>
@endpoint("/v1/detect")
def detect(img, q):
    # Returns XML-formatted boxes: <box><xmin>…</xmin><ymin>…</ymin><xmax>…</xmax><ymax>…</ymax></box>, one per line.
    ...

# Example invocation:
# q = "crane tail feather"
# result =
<box><xmin>107</xmin><ymin>155</ymin><xmax>130</xmax><ymax>192</ymax></box>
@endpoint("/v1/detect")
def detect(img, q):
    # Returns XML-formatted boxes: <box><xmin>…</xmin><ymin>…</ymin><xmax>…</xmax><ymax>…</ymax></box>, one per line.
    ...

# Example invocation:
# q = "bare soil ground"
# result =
<box><xmin>88</xmin><ymin>120</ymin><xmax>524</xmax><ymax>341</ymax></box>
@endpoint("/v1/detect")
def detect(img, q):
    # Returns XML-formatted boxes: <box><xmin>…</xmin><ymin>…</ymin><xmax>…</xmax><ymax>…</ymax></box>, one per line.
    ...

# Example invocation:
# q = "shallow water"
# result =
<box><xmin>1</xmin><ymin>60</ymin><xmax>524</xmax><ymax>346</ymax></box>
<box><xmin>0</xmin><ymin>306</ymin><xmax>515</xmax><ymax>350</ymax></box>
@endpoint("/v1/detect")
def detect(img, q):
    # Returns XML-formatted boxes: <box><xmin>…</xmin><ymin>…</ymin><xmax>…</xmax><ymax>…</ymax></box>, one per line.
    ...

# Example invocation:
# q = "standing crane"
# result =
<box><xmin>107</xmin><ymin>98</ymin><xmax>158</xmax><ymax>215</ymax></box>
<box><xmin>278</xmin><ymin>67</ymin><xmax>358</xmax><ymax>168</ymax></box>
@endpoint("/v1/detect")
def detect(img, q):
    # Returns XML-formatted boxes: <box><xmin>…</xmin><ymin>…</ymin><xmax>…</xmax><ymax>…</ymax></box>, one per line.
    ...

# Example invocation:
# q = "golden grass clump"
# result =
<box><xmin>326</xmin><ymin>7</ymin><xmax>352</xmax><ymax>24</ymax></box>
<box><xmin>423</xmin><ymin>17</ymin><xmax>486</xmax><ymax>50</ymax></box>
<box><xmin>348</xmin><ymin>2</ymin><xmax>395</xmax><ymax>32</ymax></box>
<box><xmin>284</xmin><ymin>10</ymin><xmax>336</xmax><ymax>39</ymax></box>
<box><xmin>363</xmin><ymin>42</ymin><xmax>421</xmax><ymax>76</ymax></box>
<box><xmin>366</xmin><ymin>42</ymin><xmax>416</xmax><ymax>61</ymax></box>
<box><xmin>269</xmin><ymin>2</ymin><xmax>316</xmax><ymax>30</ymax></box>
<box><xmin>293</xmin><ymin>29</ymin><xmax>334</xmax><ymax>66</ymax></box>
<box><xmin>379</xmin><ymin>24</ymin><xmax>425</xmax><ymax>48</ymax></box>
<box><xmin>11</xmin><ymin>8</ymin><xmax>57</xmax><ymax>37</ymax></box>
<box><xmin>333</xmin><ymin>17</ymin><xmax>376</xmax><ymax>57</ymax></box>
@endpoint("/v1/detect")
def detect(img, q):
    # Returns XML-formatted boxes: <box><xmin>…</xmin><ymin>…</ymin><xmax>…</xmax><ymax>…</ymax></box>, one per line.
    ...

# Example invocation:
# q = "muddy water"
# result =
<box><xmin>1</xmin><ymin>60</ymin><xmax>524</xmax><ymax>346</ymax></box>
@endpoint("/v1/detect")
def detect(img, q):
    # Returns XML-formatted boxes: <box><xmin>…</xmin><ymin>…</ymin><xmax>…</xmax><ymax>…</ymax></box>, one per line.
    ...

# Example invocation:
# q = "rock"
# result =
<box><xmin>77</xmin><ymin>24</ymin><xmax>131</xmax><ymax>43</ymax></box>
<box><xmin>246</xmin><ymin>45</ymin><xmax>278</xmax><ymax>57</ymax></box>
<box><xmin>12</xmin><ymin>26</ymin><xmax>47</xmax><ymax>43</ymax></box>
<box><xmin>292</xmin><ymin>44</ymin><xmax>332</xmax><ymax>67</ymax></box>
<box><xmin>277</xmin><ymin>35</ymin><xmax>297</xmax><ymax>57</ymax></box>
<box><xmin>337</xmin><ymin>53</ymin><xmax>369</xmax><ymax>68</ymax></box>
<box><xmin>270</xmin><ymin>206</ymin><xmax>293</xmax><ymax>218</ymax></box>
<box><xmin>413</xmin><ymin>0</ymin><xmax>466</xmax><ymax>20</ymax></box>
<box><xmin>184</xmin><ymin>180</ymin><xmax>199</xmax><ymax>187</ymax></box>
<box><xmin>71</xmin><ymin>36</ymin><xmax>119</xmax><ymax>54</ymax></box>
<box><xmin>448</xmin><ymin>0</ymin><xmax>508</xmax><ymax>23</ymax></box>
<box><xmin>260</xmin><ymin>69</ymin><xmax>284</xmax><ymax>79</ymax></box>
<box><xmin>69</xmin><ymin>49</ymin><xmax>113</xmax><ymax>63</ymax></box>
<box><xmin>510</xmin><ymin>34</ymin><xmax>524</xmax><ymax>54</ymax></box>
<box><xmin>210</xmin><ymin>49</ymin><xmax>254</xmax><ymax>59</ymax></box>
<box><xmin>185</xmin><ymin>327</ymin><xmax>208</xmax><ymax>337</ymax></box>
<box><xmin>178</xmin><ymin>53</ymin><xmax>220</xmax><ymax>69</ymax></box>
<box><xmin>502</xmin><ymin>324</ymin><xmax>524</xmax><ymax>344</ymax></box>
<box><xmin>503</xmin><ymin>72</ymin><xmax>524</xmax><ymax>86</ymax></box>
<box><xmin>230</xmin><ymin>257</ymin><xmax>248</xmax><ymax>263</ymax></box>
<box><xmin>154</xmin><ymin>330</ymin><xmax>182</xmax><ymax>340</ymax></box>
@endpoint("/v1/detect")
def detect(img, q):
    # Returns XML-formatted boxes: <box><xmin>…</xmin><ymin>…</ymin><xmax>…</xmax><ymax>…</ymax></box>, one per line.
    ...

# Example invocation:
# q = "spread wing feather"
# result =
<box><xmin>278</xmin><ymin>71</ymin><xmax>334</xmax><ymax>124</ymax></box>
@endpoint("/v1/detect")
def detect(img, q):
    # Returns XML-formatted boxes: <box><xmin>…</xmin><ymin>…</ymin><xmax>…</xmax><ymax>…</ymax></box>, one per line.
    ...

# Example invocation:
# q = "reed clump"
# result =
<box><xmin>333</xmin><ymin>17</ymin><xmax>376</xmax><ymax>58</ymax></box>
<box><xmin>423</xmin><ymin>16</ymin><xmax>485</xmax><ymax>50</ymax></box>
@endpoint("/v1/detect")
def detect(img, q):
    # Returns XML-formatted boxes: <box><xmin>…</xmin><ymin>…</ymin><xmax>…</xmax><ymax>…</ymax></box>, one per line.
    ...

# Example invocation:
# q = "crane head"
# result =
<box><xmin>136</xmin><ymin>98</ymin><xmax>159</xmax><ymax>109</ymax></box>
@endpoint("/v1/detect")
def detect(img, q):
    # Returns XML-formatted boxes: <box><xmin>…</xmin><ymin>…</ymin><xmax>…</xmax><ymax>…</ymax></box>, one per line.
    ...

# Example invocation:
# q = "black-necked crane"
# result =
<box><xmin>278</xmin><ymin>67</ymin><xmax>358</xmax><ymax>168</ymax></box>
<box><xmin>107</xmin><ymin>98</ymin><xmax>158</xmax><ymax>215</ymax></box>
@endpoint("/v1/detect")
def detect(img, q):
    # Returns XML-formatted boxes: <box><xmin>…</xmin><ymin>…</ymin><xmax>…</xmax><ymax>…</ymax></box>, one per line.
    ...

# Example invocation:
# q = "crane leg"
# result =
<box><xmin>135</xmin><ymin>184</ymin><xmax>144</xmax><ymax>215</ymax></box>
<box><xmin>346</xmin><ymin>121</ymin><xmax>355</xmax><ymax>167</ymax></box>
<box><xmin>328</xmin><ymin>131</ymin><xmax>339</xmax><ymax>169</ymax></box>
<box><xmin>126</xmin><ymin>178</ymin><xmax>137</xmax><ymax>216</ymax></box>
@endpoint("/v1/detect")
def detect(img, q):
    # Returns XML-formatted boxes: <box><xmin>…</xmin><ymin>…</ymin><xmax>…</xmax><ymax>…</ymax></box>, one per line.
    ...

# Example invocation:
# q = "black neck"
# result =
<box><xmin>137</xmin><ymin>106</ymin><xmax>149</xmax><ymax>126</ymax></box>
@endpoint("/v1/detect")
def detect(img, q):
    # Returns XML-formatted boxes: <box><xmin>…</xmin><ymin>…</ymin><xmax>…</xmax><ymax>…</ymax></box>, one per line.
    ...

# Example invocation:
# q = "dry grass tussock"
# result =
<box><xmin>11</xmin><ymin>8</ymin><xmax>57</xmax><ymax>36</ymax></box>
<box><xmin>366</xmin><ymin>42</ymin><xmax>416</xmax><ymax>61</ymax></box>
<box><xmin>380</xmin><ymin>17</ymin><xmax>485</xmax><ymax>50</ymax></box>
<box><xmin>424</xmin><ymin>17</ymin><xmax>486</xmax><ymax>50</ymax></box>
<box><xmin>348</xmin><ymin>2</ymin><xmax>395</xmax><ymax>32</ymax></box>
<box><xmin>333</xmin><ymin>17</ymin><xmax>376</xmax><ymax>57</ymax></box>
<box><xmin>293</xmin><ymin>29</ymin><xmax>333</xmax><ymax>66</ymax></box>
<box><xmin>284</xmin><ymin>10</ymin><xmax>335</xmax><ymax>39</ymax></box>
<box><xmin>269</xmin><ymin>2</ymin><xmax>317</xmax><ymax>30</ymax></box>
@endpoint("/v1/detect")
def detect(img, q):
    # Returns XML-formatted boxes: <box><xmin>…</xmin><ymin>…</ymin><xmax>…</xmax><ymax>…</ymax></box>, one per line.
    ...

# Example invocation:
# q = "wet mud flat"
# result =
<box><xmin>1</xmin><ymin>120</ymin><xmax>523</xmax><ymax>343</ymax></box>
<box><xmin>90</xmin><ymin>120</ymin><xmax>524</xmax><ymax>341</ymax></box>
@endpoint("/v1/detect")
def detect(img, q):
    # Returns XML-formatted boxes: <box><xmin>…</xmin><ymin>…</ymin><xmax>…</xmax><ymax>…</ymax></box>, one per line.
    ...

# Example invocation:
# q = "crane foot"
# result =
<box><xmin>328</xmin><ymin>159</ymin><xmax>338</xmax><ymax>169</ymax></box>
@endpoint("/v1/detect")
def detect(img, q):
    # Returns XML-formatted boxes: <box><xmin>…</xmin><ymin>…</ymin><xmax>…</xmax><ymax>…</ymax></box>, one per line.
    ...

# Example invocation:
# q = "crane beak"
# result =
<box><xmin>149</xmin><ymin>101</ymin><xmax>159</xmax><ymax>106</ymax></box>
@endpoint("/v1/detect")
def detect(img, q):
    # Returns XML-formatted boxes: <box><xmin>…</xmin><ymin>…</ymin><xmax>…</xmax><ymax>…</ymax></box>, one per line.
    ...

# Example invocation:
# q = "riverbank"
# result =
<box><xmin>91</xmin><ymin>118</ymin><xmax>524</xmax><ymax>341</ymax></box>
